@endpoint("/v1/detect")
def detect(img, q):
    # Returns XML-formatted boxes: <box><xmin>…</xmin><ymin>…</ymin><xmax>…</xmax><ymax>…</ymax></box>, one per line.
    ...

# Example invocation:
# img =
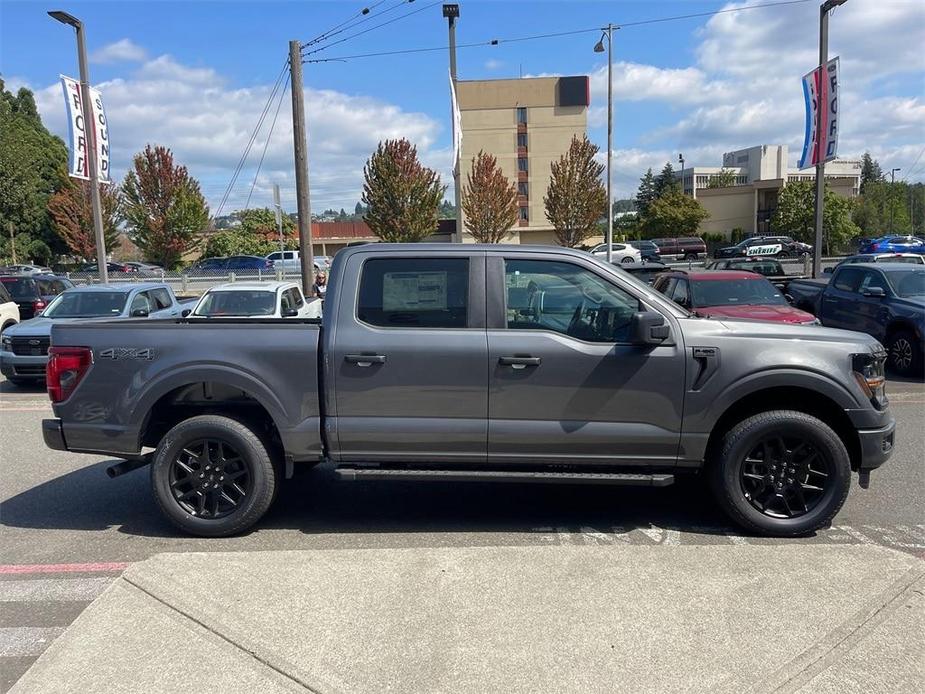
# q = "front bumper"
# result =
<box><xmin>0</xmin><ymin>350</ymin><xmax>48</xmax><ymax>380</ymax></box>
<box><xmin>856</xmin><ymin>419</ymin><xmax>896</xmax><ymax>472</ymax></box>
<box><xmin>42</xmin><ymin>418</ymin><xmax>67</xmax><ymax>451</ymax></box>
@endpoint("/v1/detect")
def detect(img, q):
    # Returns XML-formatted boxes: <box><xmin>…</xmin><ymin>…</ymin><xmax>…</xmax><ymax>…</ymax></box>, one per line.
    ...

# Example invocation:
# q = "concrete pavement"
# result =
<box><xmin>10</xmin><ymin>544</ymin><xmax>924</xmax><ymax>694</ymax></box>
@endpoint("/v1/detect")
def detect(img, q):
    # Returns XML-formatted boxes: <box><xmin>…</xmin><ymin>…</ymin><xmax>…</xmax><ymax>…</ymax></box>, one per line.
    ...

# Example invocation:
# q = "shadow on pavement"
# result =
<box><xmin>0</xmin><ymin>379</ymin><xmax>45</xmax><ymax>394</ymax></box>
<box><xmin>0</xmin><ymin>460</ymin><xmax>737</xmax><ymax>540</ymax></box>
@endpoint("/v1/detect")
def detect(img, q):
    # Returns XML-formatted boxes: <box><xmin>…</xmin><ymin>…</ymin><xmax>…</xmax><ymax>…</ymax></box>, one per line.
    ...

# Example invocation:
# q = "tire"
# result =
<box><xmin>620</xmin><ymin>256</ymin><xmax>635</xmax><ymax>265</ymax></box>
<box><xmin>683</xmin><ymin>253</ymin><xmax>697</xmax><ymax>261</ymax></box>
<box><xmin>709</xmin><ymin>410</ymin><xmax>850</xmax><ymax>537</ymax></box>
<box><xmin>886</xmin><ymin>329</ymin><xmax>923</xmax><ymax>376</ymax></box>
<box><xmin>777</xmin><ymin>251</ymin><xmax>791</xmax><ymax>259</ymax></box>
<box><xmin>151</xmin><ymin>415</ymin><xmax>278</xmax><ymax>537</ymax></box>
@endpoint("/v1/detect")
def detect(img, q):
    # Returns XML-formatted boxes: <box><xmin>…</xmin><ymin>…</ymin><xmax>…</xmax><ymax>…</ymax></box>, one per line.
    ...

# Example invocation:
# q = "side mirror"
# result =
<box><xmin>131</xmin><ymin>308</ymin><xmax>149</xmax><ymax>318</ymax></box>
<box><xmin>823</xmin><ymin>267</ymin><xmax>833</xmax><ymax>274</ymax></box>
<box><xmin>784</xmin><ymin>294</ymin><xmax>795</xmax><ymax>304</ymax></box>
<box><xmin>181</xmin><ymin>309</ymin><xmax>191</xmax><ymax>317</ymax></box>
<box><xmin>629</xmin><ymin>311</ymin><xmax>670</xmax><ymax>345</ymax></box>
<box><xmin>862</xmin><ymin>286</ymin><xmax>886</xmax><ymax>298</ymax></box>
<box><xmin>282</xmin><ymin>307</ymin><xmax>299</xmax><ymax>317</ymax></box>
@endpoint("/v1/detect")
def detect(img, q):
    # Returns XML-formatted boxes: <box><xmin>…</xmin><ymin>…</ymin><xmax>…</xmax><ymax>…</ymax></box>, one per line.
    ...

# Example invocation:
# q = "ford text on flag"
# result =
<box><xmin>798</xmin><ymin>57</ymin><xmax>839</xmax><ymax>170</ymax></box>
<box><xmin>60</xmin><ymin>75</ymin><xmax>111</xmax><ymax>184</ymax></box>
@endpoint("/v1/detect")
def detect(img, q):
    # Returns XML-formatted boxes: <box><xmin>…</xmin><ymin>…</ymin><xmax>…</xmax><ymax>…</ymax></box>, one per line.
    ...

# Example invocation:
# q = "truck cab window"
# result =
<box><xmin>358</xmin><ymin>258</ymin><xmax>469</xmax><ymax>328</ymax></box>
<box><xmin>503</xmin><ymin>259</ymin><xmax>640</xmax><ymax>342</ymax></box>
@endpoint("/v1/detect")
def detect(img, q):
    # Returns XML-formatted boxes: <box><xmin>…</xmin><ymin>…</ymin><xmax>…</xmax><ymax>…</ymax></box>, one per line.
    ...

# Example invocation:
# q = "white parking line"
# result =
<box><xmin>0</xmin><ymin>627</ymin><xmax>66</xmax><ymax>658</ymax></box>
<box><xmin>0</xmin><ymin>577</ymin><xmax>114</xmax><ymax>602</ymax></box>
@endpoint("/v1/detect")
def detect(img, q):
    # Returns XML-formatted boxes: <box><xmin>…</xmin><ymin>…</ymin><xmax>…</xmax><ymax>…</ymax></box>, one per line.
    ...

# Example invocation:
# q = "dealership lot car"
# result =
<box><xmin>858</xmin><ymin>235</ymin><xmax>925</xmax><ymax>255</ymax></box>
<box><xmin>0</xmin><ymin>274</ymin><xmax>73</xmax><ymax>321</ymax></box>
<box><xmin>190</xmin><ymin>281</ymin><xmax>321</xmax><ymax>319</ymax></box>
<box><xmin>587</xmin><ymin>242</ymin><xmax>642</xmax><ymax>264</ymax></box>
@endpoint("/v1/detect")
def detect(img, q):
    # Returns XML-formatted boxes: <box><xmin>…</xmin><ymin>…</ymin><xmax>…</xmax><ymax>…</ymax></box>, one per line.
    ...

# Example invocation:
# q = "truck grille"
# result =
<box><xmin>10</xmin><ymin>336</ymin><xmax>50</xmax><ymax>356</ymax></box>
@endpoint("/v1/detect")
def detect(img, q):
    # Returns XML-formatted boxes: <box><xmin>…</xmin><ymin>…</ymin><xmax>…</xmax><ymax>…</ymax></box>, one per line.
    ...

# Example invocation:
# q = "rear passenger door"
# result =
<box><xmin>330</xmin><ymin>253</ymin><xmax>488</xmax><ymax>464</ymax></box>
<box><xmin>822</xmin><ymin>268</ymin><xmax>864</xmax><ymax>329</ymax></box>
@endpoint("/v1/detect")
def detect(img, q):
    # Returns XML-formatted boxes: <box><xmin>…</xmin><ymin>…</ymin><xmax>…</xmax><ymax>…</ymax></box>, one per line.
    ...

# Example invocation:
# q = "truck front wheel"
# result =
<box><xmin>710</xmin><ymin>410</ymin><xmax>850</xmax><ymax>537</ymax></box>
<box><xmin>151</xmin><ymin>415</ymin><xmax>278</xmax><ymax>537</ymax></box>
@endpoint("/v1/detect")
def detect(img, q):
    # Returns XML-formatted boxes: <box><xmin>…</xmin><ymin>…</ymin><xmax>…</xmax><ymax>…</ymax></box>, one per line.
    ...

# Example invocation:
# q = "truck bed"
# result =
<box><xmin>49</xmin><ymin>318</ymin><xmax>323</xmax><ymax>461</ymax></box>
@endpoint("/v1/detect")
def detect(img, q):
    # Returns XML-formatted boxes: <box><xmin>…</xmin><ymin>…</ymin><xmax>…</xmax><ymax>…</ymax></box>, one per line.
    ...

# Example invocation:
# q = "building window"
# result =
<box><xmin>519</xmin><ymin>207</ymin><xmax>529</xmax><ymax>221</ymax></box>
<box><xmin>517</xmin><ymin>133</ymin><xmax>528</xmax><ymax>147</ymax></box>
<box><xmin>516</xmin><ymin>107</ymin><xmax>527</xmax><ymax>124</ymax></box>
<box><xmin>518</xmin><ymin>182</ymin><xmax>528</xmax><ymax>196</ymax></box>
<box><xmin>518</xmin><ymin>157</ymin><xmax>528</xmax><ymax>172</ymax></box>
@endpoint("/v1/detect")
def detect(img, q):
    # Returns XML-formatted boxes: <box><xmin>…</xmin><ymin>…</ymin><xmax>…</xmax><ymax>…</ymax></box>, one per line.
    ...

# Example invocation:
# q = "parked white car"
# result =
<box><xmin>189</xmin><ymin>281</ymin><xmax>322</xmax><ymax>319</ymax></box>
<box><xmin>0</xmin><ymin>282</ymin><xmax>20</xmax><ymax>333</ymax></box>
<box><xmin>265</xmin><ymin>251</ymin><xmax>331</xmax><ymax>273</ymax></box>
<box><xmin>588</xmin><ymin>243</ymin><xmax>643</xmax><ymax>264</ymax></box>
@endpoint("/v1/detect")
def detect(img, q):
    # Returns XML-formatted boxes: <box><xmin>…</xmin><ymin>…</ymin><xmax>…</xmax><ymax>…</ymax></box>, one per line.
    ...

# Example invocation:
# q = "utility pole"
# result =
<box><xmin>49</xmin><ymin>10</ymin><xmax>108</xmax><ymax>283</ymax></box>
<box><xmin>594</xmin><ymin>25</ymin><xmax>615</xmax><ymax>263</ymax></box>
<box><xmin>289</xmin><ymin>40</ymin><xmax>314</xmax><ymax>296</ymax></box>
<box><xmin>443</xmin><ymin>4</ymin><xmax>462</xmax><ymax>243</ymax></box>
<box><xmin>812</xmin><ymin>0</ymin><xmax>847</xmax><ymax>277</ymax></box>
<box><xmin>273</xmin><ymin>184</ymin><xmax>285</xmax><ymax>279</ymax></box>
<box><xmin>889</xmin><ymin>167</ymin><xmax>901</xmax><ymax>234</ymax></box>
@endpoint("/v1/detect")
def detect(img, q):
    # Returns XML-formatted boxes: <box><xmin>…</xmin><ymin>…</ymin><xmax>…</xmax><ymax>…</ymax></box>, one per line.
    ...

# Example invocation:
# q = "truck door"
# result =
<box><xmin>822</xmin><ymin>268</ymin><xmax>864</xmax><ymax>329</ymax></box>
<box><xmin>330</xmin><ymin>252</ymin><xmax>488</xmax><ymax>464</ymax></box>
<box><xmin>486</xmin><ymin>254</ymin><xmax>685</xmax><ymax>466</ymax></box>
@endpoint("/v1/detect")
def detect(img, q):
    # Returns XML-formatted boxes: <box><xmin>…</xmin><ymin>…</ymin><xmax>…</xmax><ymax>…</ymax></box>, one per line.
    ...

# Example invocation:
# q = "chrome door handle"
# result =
<box><xmin>499</xmin><ymin>356</ymin><xmax>541</xmax><ymax>369</ymax></box>
<box><xmin>345</xmin><ymin>354</ymin><xmax>387</xmax><ymax>367</ymax></box>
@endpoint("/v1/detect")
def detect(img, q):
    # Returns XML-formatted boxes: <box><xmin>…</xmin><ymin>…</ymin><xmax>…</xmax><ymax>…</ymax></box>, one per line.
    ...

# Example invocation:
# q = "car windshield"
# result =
<box><xmin>885</xmin><ymin>270</ymin><xmax>925</xmax><ymax>298</ymax></box>
<box><xmin>194</xmin><ymin>290</ymin><xmax>276</xmax><ymax>316</ymax></box>
<box><xmin>0</xmin><ymin>278</ymin><xmax>37</xmax><ymax>299</ymax></box>
<box><xmin>43</xmin><ymin>291</ymin><xmax>128</xmax><ymax>318</ymax></box>
<box><xmin>877</xmin><ymin>256</ymin><xmax>922</xmax><ymax>264</ymax></box>
<box><xmin>691</xmin><ymin>278</ymin><xmax>786</xmax><ymax>307</ymax></box>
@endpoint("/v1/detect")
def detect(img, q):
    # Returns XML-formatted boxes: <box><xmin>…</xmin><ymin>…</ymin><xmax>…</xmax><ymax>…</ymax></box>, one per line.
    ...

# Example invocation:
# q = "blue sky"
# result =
<box><xmin>2</xmin><ymin>0</ymin><xmax>923</xmax><ymax>213</ymax></box>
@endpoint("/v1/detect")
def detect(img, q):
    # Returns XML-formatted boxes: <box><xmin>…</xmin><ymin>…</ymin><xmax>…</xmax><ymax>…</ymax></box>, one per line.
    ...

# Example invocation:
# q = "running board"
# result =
<box><xmin>335</xmin><ymin>467</ymin><xmax>675</xmax><ymax>487</ymax></box>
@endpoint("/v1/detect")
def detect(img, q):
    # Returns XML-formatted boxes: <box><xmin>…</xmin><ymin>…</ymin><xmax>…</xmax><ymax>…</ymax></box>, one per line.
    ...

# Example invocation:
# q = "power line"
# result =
<box><xmin>306</xmin><ymin>0</ymin><xmax>812</xmax><ymax>63</ymax></box>
<box><xmin>302</xmin><ymin>0</ymin><xmax>442</xmax><ymax>58</ymax></box>
<box><xmin>302</xmin><ymin>0</ymin><xmax>406</xmax><ymax>49</ymax></box>
<box><xmin>903</xmin><ymin>146</ymin><xmax>925</xmax><ymax>179</ymax></box>
<box><xmin>214</xmin><ymin>58</ymin><xmax>289</xmax><ymax>218</ymax></box>
<box><xmin>244</xmin><ymin>73</ymin><xmax>291</xmax><ymax>211</ymax></box>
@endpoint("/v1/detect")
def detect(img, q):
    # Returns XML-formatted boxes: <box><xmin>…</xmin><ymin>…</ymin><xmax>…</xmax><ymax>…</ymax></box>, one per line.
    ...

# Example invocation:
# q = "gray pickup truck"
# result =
<box><xmin>42</xmin><ymin>245</ymin><xmax>895</xmax><ymax>537</ymax></box>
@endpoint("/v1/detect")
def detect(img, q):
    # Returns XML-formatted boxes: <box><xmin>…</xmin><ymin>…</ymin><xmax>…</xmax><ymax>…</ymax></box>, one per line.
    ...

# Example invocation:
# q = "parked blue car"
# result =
<box><xmin>858</xmin><ymin>236</ymin><xmax>925</xmax><ymax>255</ymax></box>
<box><xmin>0</xmin><ymin>283</ymin><xmax>195</xmax><ymax>385</ymax></box>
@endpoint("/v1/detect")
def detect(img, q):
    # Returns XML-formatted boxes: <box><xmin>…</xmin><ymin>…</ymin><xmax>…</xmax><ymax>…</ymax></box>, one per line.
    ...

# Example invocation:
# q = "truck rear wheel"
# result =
<box><xmin>710</xmin><ymin>410</ymin><xmax>850</xmax><ymax>537</ymax></box>
<box><xmin>151</xmin><ymin>415</ymin><xmax>278</xmax><ymax>537</ymax></box>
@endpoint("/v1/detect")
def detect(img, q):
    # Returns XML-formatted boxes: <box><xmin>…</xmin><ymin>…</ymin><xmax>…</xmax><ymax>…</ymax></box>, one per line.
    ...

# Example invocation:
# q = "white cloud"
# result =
<box><xmin>90</xmin><ymin>39</ymin><xmax>147</xmax><ymax>64</ymax></box>
<box><xmin>30</xmin><ymin>54</ymin><xmax>445</xmax><ymax>212</ymax></box>
<box><xmin>484</xmin><ymin>59</ymin><xmax>504</xmax><ymax>71</ymax></box>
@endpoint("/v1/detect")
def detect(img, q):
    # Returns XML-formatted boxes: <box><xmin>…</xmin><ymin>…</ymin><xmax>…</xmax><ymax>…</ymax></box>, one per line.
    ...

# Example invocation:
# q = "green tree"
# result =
<box><xmin>612</xmin><ymin>198</ymin><xmax>636</xmax><ymax>213</ymax></box>
<box><xmin>706</xmin><ymin>168</ymin><xmax>737</xmax><ymax>189</ymax></box>
<box><xmin>635</xmin><ymin>169</ymin><xmax>657</xmax><ymax>218</ymax></box>
<box><xmin>544</xmin><ymin>135</ymin><xmax>607</xmax><ymax>248</ymax></box>
<box><xmin>202</xmin><ymin>230</ymin><xmax>274</xmax><ymax>258</ymax></box>
<box><xmin>461</xmin><ymin>150</ymin><xmax>519</xmax><ymax>243</ymax></box>
<box><xmin>653</xmin><ymin>162</ymin><xmax>679</xmax><ymax>198</ymax></box>
<box><xmin>0</xmin><ymin>79</ymin><xmax>69</xmax><ymax>263</ymax></box>
<box><xmin>362</xmin><ymin>138</ymin><xmax>446</xmax><ymax>242</ymax></box>
<box><xmin>48</xmin><ymin>179</ymin><xmax>121</xmax><ymax>260</ymax></box>
<box><xmin>641</xmin><ymin>189</ymin><xmax>709</xmax><ymax>237</ymax></box>
<box><xmin>121</xmin><ymin>145</ymin><xmax>209</xmax><ymax>268</ymax></box>
<box><xmin>772</xmin><ymin>181</ymin><xmax>859</xmax><ymax>254</ymax></box>
<box><xmin>859</xmin><ymin>152</ymin><xmax>883</xmax><ymax>195</ymax></box>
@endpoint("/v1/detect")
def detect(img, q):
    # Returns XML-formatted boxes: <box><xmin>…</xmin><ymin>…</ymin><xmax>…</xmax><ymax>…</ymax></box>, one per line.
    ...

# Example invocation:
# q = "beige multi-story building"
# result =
<box><xmin>456</xmin><ymin>76</ymin><xmax>589</xmax><ymax>244</ymax></box>
<box><xmin>677</xmin><ymin>145</ymin><xmax>861</xmax><ymax>238</ymax></box>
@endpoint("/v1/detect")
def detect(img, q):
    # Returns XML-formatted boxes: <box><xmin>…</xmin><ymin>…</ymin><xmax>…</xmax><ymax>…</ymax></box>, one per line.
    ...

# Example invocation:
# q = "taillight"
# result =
<box><xmin>33</xmin><ymin>300</ymin><xmax>47</xmax><ymax>312</ymax></box>
<box><xmin>47</xmin><ymin>347</ymin><xmax>93</xmax><ymax>403</ymax></box>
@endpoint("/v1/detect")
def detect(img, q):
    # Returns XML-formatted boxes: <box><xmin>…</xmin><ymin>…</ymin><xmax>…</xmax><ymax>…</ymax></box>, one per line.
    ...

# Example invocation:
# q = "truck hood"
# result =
<box><xmin>701</xmin><ymin>316</ymin><xmax>882</xmax><ymax>350</ymax></box>
<box><xmin>695</xmin><ymin>304</ymin><xmax>816</xmax><ymax>324</ymax></box>
<box><xmin>3</xmin><ymin>316</ymin><xmax>98</xmax><ymax>337</ymax></box>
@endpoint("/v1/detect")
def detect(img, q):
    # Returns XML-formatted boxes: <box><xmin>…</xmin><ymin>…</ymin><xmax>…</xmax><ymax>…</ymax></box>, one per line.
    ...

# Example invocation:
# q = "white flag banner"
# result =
<box><xmin>60</xmin><ymin>75</ymin><xmax>112</xmax><ymax>184</ymax></box>
<box><xmin>449</xmin><ymin>69</ymin><xmax>462</xmax><ymax>167</ymax></box>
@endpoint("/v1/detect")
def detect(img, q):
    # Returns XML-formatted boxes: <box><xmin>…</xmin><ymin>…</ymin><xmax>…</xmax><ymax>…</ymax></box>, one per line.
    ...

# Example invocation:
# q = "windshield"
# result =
<box><xmin>0</xmin><ymin>278</ymin><xmax>37</xmax><ymax>299</ymax></box>
<box><xmin>43</xmin><ymin>291</ymin><xmax>128</xmax><ymax>318</ymax></box>
<box><xmin>194</xmin><ymin>290</ymin><xmax>276</xmax><ymax>316</ymax></box>
<box><xmin>877</xmin><ymin>256</ymin><xmax>922</xmax><ymax>265</ymax></box>
<box><xmin>691</xmin><ymin>278</ymin><xmax>786</xmax><ymax>307</ymax></box>
<box><xmin>886</xmin><ymin>270</ymin><xmax>925</xmax><ymax>298</ymax></box>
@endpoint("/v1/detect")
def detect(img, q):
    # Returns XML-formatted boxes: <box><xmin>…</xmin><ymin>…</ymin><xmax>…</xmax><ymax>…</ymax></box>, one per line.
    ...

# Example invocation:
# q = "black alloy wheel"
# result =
<box><xmin>739</xmin><ymin>435</ymin><xmax>830</xmax><ymax>519</ymax></box>
<box><xmin>168</xmin><ymin>439</ymin><xmax>251</xmax><ymax>519</ymax></box>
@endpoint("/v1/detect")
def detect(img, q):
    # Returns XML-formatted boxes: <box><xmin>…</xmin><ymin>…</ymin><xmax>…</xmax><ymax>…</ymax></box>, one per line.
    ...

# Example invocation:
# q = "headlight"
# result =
<box><xmin>1</xmin><ymin>335</ymin><xmax>11</xmax><ymax>348</ymax></box>
<box><xmin>852</xmin><ymin>351</ymin><xmax>887</xmax><ymax>409</ymax></box>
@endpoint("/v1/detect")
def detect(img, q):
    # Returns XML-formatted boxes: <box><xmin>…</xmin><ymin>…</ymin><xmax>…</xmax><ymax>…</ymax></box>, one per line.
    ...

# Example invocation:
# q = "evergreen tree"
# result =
<box><xmin>653</xmin><ymin>162</ymin><xmax>679</xmax><ymax>198</ymax></box>
<box><xmin>860</xmin><ymin>152</ymin><xmax>883</xmax><ymax>195</ymax></box>
<box><xmin>635</xmin><ymin>169</ymin><xmax>657</xmax><ymax>218</ymax></box>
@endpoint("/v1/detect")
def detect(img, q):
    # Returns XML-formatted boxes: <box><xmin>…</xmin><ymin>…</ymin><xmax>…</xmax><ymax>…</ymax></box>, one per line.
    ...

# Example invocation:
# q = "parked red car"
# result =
<box><xmin>652</xmin><ymin>270</ymin><xmax>818</xmax><ymax>325</ymax></box>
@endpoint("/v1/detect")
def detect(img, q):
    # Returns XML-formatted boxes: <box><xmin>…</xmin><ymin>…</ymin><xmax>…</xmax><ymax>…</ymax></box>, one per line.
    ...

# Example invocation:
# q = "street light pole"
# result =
<box><xmin>443</xmin><ymin>4</ymin><xmax>462</xmax><ymax>243</ymax></box>
<box><xmin>678</xmin><ymin>153</ymin><xmax>685</xmax><ymax>193</ymax></box>
<box><xmin>594</xmin><ymin>24</ymin><xmax>615</xmax><ymax>264</ymax></box>
<box><xmin>889</xmin><ymin>167</ymin><xmax>901</xmax><ymax>234</ymax></box>
<box><xmin>49</xmin><ymin>10</ymin><xmax>108</xmax><ymax>284</ymax></box>
<box><xmin>812</xmin><ymin>0</ymin><xmax>847</xmax><ymax>278</ymax></box>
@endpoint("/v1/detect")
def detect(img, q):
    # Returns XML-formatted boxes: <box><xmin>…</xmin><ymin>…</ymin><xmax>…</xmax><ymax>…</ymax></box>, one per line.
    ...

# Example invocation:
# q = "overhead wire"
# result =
<box><xmin>301</xmin><ymin>0</ymin><xmax>408</xmax><ymax>49</ymax></box>
<box><xmin>244</xmin><ymin>73</ymin><xmax>291</xmax><ymax>211</ymax></box>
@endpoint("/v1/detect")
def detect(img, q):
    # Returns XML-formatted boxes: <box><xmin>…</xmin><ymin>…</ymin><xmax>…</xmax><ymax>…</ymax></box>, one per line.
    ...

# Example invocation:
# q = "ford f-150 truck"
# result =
<box><xmin>42</xmin><ymin>245</ymin><xmax>896</xmax><ymax>538</ymax></box>
<box><xmin>787</xmin><ymin>263</ymin><xmax>925</xmax><ymax>376</ymax></box>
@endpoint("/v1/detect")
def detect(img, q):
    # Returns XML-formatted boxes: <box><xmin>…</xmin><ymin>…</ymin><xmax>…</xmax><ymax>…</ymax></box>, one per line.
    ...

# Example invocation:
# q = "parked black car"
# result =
<box><xmin>184</xmin><ymin>255</ymin><xmax>275</xmax><ymax>277</ymax></box>
<box><xmin>632</xmin><ymin>240</ymin><xmax>661</xmax><ymax>262</ymax></box>
<box><xmin>79</xmin><ymin>261</ymin><xmax>135</xmax><ymax>274</ymax></box>
<box><xmin>613</xmin><ymin>260</ymin><xmax>668</xmax><ymax>285</ymax></box>
<box><xmin>0</xmin><ymin>275</ymin><xmax>74</xmax><ymax>320</ymax></box>
<box><xmin>714</xmin><ymin>236</ymin><xmax>812</xmax><ymax>259</ymax></box>
<box><xmin>650</xmin><ymin>237</ymin><xmax>707</xmax><ymax>260</ymax></box>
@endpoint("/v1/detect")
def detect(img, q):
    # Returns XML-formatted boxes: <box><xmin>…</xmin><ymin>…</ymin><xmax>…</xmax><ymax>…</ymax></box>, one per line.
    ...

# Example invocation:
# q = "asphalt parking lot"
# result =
<box><xmin>1</xmin><ymin>373</ymin><xmax>923</xmax><ymax>691</ymax></box>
